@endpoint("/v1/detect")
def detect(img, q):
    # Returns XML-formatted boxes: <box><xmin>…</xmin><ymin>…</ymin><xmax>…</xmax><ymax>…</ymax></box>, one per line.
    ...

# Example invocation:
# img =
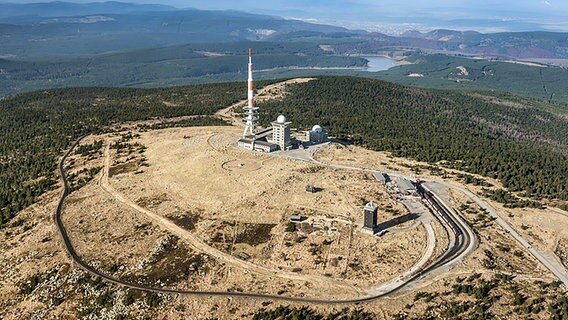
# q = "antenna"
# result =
<box><xmin>242</xmin><ymin>48</ymin><xmax>259</xmax><ymax>138</ymax></box>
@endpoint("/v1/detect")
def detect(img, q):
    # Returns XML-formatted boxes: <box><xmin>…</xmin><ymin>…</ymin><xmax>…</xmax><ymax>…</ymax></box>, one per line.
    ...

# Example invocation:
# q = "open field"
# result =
<box><xmin>2</xmin><ymin>122</ymin><xmax>567</xmax><ymax>318</ymax></box>
<box><xmin>315</xmin><ymin>142</ymin><xmax>568</xmax><ymax>278</ymax></box>
<box><xmin>1</xmin><ymin>76</ymin><xmax>567</xmax><ymax>318</ymax></box>
<box><xmin>104</xmin><ymin>126</ymin><xmax>429</xmax><ymax>295</ymax></box>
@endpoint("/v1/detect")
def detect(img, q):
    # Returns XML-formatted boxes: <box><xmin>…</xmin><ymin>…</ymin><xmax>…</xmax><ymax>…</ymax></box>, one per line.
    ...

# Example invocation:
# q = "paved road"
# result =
<box><xmin>432</xmin><ymin>181</ymin><xmax>568</xmax><ymax>287</ymax></box>
<box><xmin>298</xmin><ymin>146</ymin><xmax>568</xmax><ymax>286</ymax></box>
<box><xmin>320</xmin><ymin>144</ymin><xmax>568</xmax><ymax>286</ymax></box>
<box><xmin>277</xmin><ymin>147</ymin><xmax>477</xmax><ymax>282</ymax></box>
<box><xmin>97</xmin><ymin>141</ymin><xmax>361</xmax><ymax>295</ymax></box>
<box><xmin>54</xmin><ymin>136</ymin><xmax>475</xmax><ymax>303</ymax></box>
<box><xmin>366</xmin><ymin>219</ymin><xmax>436</xmax><ymax>297</ymax></box>
<box><xmin>420</xmin><ymin>183</ymin><xmax>477</xmax><ymax>271</ymax></box>
<box><xmin>280</xmin><ymin>147</ymin><xmax>477</xmax><ymax>265</ymax></box>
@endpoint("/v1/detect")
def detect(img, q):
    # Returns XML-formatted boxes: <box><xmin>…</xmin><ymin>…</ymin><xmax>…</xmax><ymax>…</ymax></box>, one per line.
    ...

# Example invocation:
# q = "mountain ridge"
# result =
<box><xmin>0</xmin><ymin>1</ymin><xmax>178</xmax><ymax>18</ymax></box>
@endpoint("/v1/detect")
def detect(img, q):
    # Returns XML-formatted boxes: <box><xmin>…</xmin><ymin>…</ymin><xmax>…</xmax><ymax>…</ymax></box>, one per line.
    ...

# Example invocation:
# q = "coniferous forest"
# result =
<box><xmin>258</xmin><ymin>77</ymin><xmax>568</xmax><ymax>201</ymax></box>
<box><xmin>2</xmin><ymin>76</ymin><xmax>568</xmax><ymax>227</ymax></box>
<box><xmin>0</xmin><ymin>83</ymin><xmax>246</xmax><ymax>226</ymax></box>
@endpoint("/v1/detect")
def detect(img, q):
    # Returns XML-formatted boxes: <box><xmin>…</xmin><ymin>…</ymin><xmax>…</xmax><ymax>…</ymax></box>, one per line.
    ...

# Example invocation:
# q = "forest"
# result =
<box><xmin>0</xmin><ymin>82</ymin><xmax>248</xmax><ymax>226</ymax></box>
<box><xmin>375</xmin><ymin>54</ymin><xmax>568</xmax><ymax>104</ymax></box>
<box><xmin>258</xmin><ymin>77</ymin><xmax>568</xmax><ymax>202</ymax></box>
<box><xmin>252</xmin><ymin>306</ymin><xmax>372</xmax><ymax>319</ymax></box>
<box><xmin>2</xmin><ymin>76</ymin><xmax>568</xmax><ymax>227</ymax></box>
<box><xmin>0</xmin><ymin>41</ymin><xmax>367</xmax><ymax>97</ymax></box>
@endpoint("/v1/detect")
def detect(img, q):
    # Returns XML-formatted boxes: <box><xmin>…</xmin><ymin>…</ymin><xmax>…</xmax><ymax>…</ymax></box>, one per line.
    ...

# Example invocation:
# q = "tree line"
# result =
<box><xmin>259</xmin><ymin>77</ymin><xmax>568</xmax><ymax>202</ymax></box>
<box><xmin>0</xmin><ymin>82</ymin><xmax>248</xmax><ymax>226</ymax></box>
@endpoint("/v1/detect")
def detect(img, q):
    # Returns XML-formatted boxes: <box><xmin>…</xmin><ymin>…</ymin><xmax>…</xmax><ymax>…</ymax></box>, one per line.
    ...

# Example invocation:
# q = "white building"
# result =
<box><xmin>238</xmin><ymin>114</ymin><xmax>291</xmax><ymax>153</ymax></box>
<box><xmin>237</xmin><ymin>138</ymin><xmax>278</xmax><ymax>152</ymax></box>
<box><xmin>235</xmin><ymin>48</ymin><xmax>331</xmax><ymax>153</ymax></box>
<box><xmin>270</xmin><ymin>115</ymin><xmax>292</xmax><ymax>151</ymax></box>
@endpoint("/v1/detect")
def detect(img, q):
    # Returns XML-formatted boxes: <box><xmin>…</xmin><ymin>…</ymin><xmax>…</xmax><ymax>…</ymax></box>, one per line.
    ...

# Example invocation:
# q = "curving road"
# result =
<box><xmin>54</xmin><ymin>136</ymin><xmax>477</xmax><ymax>303</ymax></box>
<box><xmin>432</xmin><ymin>181</ymin><xmax>568</xmax><ymax>286</ymax></box>
<box><xmin>418</xmin><ymin>184</ymin><xmax>477</xmax><ymax>271</ymax></box>
<box><xmin>296</xmin><ymin>143</ymin><xmax>566</xmax><ymax>287</ymax></box>
<box><xmin>97</xmin><ymin>141</ymin><xmax>362</xmax><ymax>295</ymax></box>
<box><xmin>279</xmin><ymin>149</ymin><xmax>477</xmax><ymax>277</ymax></box>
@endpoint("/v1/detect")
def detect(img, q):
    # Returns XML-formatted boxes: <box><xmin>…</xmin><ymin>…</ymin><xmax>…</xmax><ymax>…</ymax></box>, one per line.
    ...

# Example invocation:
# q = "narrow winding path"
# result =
<box><xmin>52</xmin><ymin>79</ymin><xmax>488</xmax><ymax>303</ymax></box>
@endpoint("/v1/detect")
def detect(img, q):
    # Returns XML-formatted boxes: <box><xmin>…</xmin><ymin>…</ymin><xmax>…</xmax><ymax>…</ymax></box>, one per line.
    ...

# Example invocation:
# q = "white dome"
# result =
<box><xmin>312</xmin><ymin>125</ymin><xmax>323</xmax><ymax>133</ymax></box>
<box><xmin>277</xmin><ymin>115</ymin><xmax>286</xmax><ymax>123</ymax></box>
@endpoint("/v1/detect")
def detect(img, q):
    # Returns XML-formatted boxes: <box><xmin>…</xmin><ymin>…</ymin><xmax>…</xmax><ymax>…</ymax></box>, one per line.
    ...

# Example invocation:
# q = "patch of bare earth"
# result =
<box><xmin>108</xmin><ymin>126</ymin><xmax>428</xmax><ymax>296</ymax></box>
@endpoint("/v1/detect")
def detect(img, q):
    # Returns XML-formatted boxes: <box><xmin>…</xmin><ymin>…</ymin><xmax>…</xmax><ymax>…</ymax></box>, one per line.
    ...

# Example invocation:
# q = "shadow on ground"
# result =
<box><xmin>376</xmin><ymin>213</ymin><xmax>419</xmax><ymax>230</ymax></box>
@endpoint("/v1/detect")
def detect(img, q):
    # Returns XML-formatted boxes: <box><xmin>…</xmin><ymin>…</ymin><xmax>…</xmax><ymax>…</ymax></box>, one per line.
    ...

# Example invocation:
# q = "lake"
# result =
<box><xmin>360</xmin><ymin>56</ymin><xmax>396</xmax><ymax>72</ymax></box>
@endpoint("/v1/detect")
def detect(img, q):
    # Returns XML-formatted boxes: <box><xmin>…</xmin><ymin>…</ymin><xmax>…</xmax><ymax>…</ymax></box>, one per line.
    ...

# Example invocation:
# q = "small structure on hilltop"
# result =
<box><xmin>238</xmin><ymin>113</ymin><xmax>291</xmax><ymax>152</ymax></box>
<box><xmin>290</xmin><ymin>214</ymin><xmax>305</xmax><ymax>222</ymax></box>
<box><xmin>305</xmin><ymin>185</ymin><xmax>322</xmax><ymax>193</ymax></box>
<box><xmin>306</xmin><ymin>125</ymin><xmax>329</xmax><ymax>144</ymax></box>
<box><xmin>396</xmin><ymin>177</ymin><xmax>416</xmax><ymax>196</ymax></box>
<box><xmin>362</xmin><ymin>202</ymin><xmax>378</xmax><ymax>234</ymax></box>
<box><xmin>236</xmin><ymin>48</ymin><xmax>327</xmax><ymax>153</ymax></box>
<box><xmin>270</xmin><ymin>114</ymin><xmax>292</xmax><ymax>151</ymax></box>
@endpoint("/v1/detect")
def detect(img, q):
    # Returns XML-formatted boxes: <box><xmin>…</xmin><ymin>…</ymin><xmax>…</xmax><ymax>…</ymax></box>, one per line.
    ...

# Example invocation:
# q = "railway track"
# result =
<box><xmin>416</xmin><ymin>183</ymin><xmax>476</xmax><ymax>272</ymax></box>
<box><xmin>54</xmin><ymin>137</ymin><xmax>475</xmax><ymax>304</ymax></box>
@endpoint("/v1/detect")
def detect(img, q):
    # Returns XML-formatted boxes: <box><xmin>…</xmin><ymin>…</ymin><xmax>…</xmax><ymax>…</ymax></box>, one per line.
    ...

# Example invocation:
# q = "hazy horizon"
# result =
<box><xmin>1</xmin><ymin>0</ymin><xmax>567</xmax><ymax>34</ymax></box>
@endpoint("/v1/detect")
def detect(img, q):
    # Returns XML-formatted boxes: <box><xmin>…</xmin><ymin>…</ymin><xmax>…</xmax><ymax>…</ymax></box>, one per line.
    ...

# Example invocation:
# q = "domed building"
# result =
<box><xmin>236</xmin><ymin>48</ymin><xmax>318</xmax><ymax>153</ymax></box>
<box><xmin>269</xmin><ymin>114</ymin><xmax>292</xmax><ymax>151</ymax></box>
<box><xmin>306</xmin><ymin>124</ymin><xmax>329</xmax><ymax>144</ymax></box>
<box><xmin>238</xmin><ymin>113</ymin><xmax>292</xmax><ymax>152</ymax></box>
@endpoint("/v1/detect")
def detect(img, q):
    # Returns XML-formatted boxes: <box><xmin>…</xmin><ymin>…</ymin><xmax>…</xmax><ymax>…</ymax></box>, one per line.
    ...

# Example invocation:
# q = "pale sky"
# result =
<box><xmin>2</xmin><ymin>0</ymin><xmax>565</xmax><ymax>17</ymax></box>
<box><xmin>1</xmin><ymin>0</ymin><xmax>566</xmax><ymax>32</ymax></box>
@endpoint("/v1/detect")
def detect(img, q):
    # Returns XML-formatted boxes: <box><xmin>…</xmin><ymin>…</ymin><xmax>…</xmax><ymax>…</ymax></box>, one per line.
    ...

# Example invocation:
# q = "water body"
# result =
<box><xmin>360</xmin><ymin>56</ymin><xmax>396</xmax><ymax>72</ymax></box>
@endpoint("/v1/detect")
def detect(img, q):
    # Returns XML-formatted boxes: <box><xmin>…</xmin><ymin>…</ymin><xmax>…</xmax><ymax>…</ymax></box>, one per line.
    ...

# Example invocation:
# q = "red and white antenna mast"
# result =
<box><xmin>248</xmin><ymin>48</ymin><xmax>254</xmax><ymax>108</ymax></box>
<box><xmin>243</xmin><ymin>48</ymin><xmax>259</xmax><ymax>138</ymax></box>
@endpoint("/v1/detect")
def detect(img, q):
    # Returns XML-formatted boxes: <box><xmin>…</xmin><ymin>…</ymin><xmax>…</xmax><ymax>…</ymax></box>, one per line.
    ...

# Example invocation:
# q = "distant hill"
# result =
<box><xmin>3</xmin><ymin>44</ymin><xmax>568</xmax><ymax>106</ymax></box>
<box><xmin>1</xmin><ymin>2</ymin><xmax>568</xmax><ymax>104</ymax></box>
<box><xmin>2</xmin><ymin>3</ymin><xmax>568</xmax><ymax>61</ymax></box>
<box><xmin>0</xmin><ymin>1</ymin><xmax>177</xmax><ymax>19</ymax></box>
<box><xmin>0</xmin><ymin>7</ymin><xmax>349</xmax><ymax>58</ymax></box>
<box><xmin>403</xmin><ymin>30</ymin><xmax>568</xmax><ymax>59</ymax></box>
<box><xmin>0</xmin><ymin>42</ymin><xmax>367</xmax><ymax>97</ymax></box>
<box><xmin>374</xmin><ymin>53</ymin><xmax>568</xmax><ymax>104</ymax></box>
<box><xmin>328</xmin><ymin>29</ymin><xmax>568</xmax><ymax>60</ymax></box>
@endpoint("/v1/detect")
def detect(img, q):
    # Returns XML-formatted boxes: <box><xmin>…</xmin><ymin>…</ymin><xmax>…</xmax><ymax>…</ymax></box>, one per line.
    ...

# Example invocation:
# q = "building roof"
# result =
<box><xmin>255</xmin><ymin>131</ymin><xmax>272</xmax><ymax>140</ymax></box>
<box><xmin>373</xmin><ymin>172</ymin><xmax>386</xmax><ymax>183</ymax></box>
<box><xmin>373</xmin><ymin>172</ymin><xmax>391</xmax><ymax>183</ymax></box>
<box><xmin>256</xmin><ymin>127</ymin><xmax>272</xmax><ymax>135</ymax></box>
<box><xmin>271</xmin><ymin>121</ymin><xmax>292</xmax><ymax>126</ymax></box>
<box><xmin>239</xmin><ymin>135</ymin><xmax>277</xmax><ymax>148</ymax></box>
<box><xmin>254</xmin><ymin>140</ymin><xmax>277</xmax><ymax>147</ymax></box>
<box><xmin>364</xmin><ymin>202</ymin><xmax>377</xmax><ymax>212</ymax></box>
<box><xmin>396</xmin><ymin>178</ymin><xmax>415</xmax><ymax>191</ymax></box>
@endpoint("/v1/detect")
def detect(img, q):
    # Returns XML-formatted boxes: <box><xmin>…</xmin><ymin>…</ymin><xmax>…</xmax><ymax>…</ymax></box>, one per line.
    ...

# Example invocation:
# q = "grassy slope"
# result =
<box><xmin>0</xmin><ymin>82</ymin><xmax>251</xmax><ymax>226</ymax></box>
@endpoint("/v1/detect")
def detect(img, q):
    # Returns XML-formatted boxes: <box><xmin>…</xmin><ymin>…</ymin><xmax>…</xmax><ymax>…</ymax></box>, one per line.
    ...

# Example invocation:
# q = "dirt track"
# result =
<box><xmin>216</xmin><ymin>78</ymin><xmax>316</xmax><ymax>125</ymax></box>
<box><xmin>98</xmin><ymin>140</ymin><xmax>363</xmax><ymax>295</ymax></box>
